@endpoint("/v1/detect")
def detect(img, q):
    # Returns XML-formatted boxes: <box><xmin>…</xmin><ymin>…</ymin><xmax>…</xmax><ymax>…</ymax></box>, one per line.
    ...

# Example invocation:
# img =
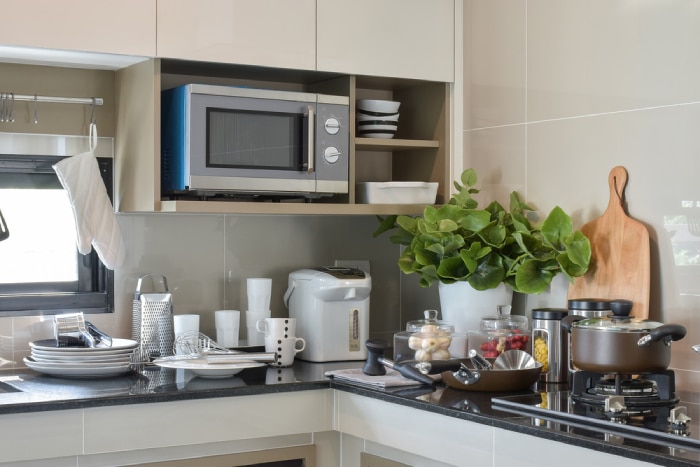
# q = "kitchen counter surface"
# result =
<box><xmin>0</xmin><ymin>361</ymin><xmax>698</xmax><ymax>467</ymax></box>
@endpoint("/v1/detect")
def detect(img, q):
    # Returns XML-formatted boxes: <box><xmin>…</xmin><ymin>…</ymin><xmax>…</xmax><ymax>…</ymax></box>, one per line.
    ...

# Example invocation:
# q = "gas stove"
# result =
<box><xmin>492</xmin><ymin>370</ymin><xmax>700</xmax><ymax>453</ymax></box>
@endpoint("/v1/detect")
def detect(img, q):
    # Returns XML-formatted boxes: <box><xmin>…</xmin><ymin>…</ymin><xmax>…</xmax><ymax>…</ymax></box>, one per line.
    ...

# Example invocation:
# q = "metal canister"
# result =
<box><xmin>567</xmin><ymin>298</ymin><xmax>612</xmax><ymax>318</ymax></box>
<box><xmin>531</xmin><ymin>308</ymin><xmax>569</xmax><ymax>384</ymax></box>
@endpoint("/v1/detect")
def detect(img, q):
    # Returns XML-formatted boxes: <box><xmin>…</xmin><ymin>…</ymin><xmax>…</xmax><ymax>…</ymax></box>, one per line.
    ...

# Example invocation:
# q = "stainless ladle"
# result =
<box><xmin>452</xmin><ymin>362</ymin><xmax>481</xmax><ymax>385</ymax></box>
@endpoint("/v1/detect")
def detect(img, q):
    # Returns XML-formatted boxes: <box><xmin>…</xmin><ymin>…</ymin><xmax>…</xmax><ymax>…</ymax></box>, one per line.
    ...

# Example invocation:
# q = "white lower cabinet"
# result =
<box><xmin>0</xmin><ymin>390</ymin><xmax>663</xmax><ymax>466</ymax></box>
<box><xmin>493</xmin><ymin>428</ymin><xmax>656</xmax><ymax>467</ymax></box>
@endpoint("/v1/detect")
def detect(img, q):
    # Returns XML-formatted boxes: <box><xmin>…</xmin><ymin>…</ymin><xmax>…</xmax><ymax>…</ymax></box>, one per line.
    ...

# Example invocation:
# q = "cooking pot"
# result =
<box><xmin>561</xmin><ymin>299</ymin><xmax>686</xmax><ymax>374</ymax></box>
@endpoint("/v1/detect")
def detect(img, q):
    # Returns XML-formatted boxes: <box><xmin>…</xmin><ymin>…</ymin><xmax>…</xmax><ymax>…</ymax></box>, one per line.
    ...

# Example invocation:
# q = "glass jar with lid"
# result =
<box><xmin>393</xmin><ymin>309</ymin><xmax>456</xmax><ymax>363</ymax></box>
<box><xmin>470</xmin><ymin>305</ymin><xmax>530</xmax><ymax>358</ymax></box>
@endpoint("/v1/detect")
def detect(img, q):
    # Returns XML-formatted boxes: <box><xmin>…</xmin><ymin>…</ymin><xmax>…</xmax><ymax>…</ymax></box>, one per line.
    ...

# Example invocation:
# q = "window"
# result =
<box><xmin>0</xmin><ymin>149</ymin><xmax>114</xmax><ymax>317</ymax></box>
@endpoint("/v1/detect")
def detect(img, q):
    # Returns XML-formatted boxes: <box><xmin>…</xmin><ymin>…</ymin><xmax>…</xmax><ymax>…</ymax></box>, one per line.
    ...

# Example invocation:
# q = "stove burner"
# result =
<box><xmin>591</xmin><ymin>377</ymin><xmax>656</xmax><ymax>397</ymax></box>
<box><xmin>571</xmin><ymin>370</ymin><xmax>678</xmax><ymax>409</ymax></box>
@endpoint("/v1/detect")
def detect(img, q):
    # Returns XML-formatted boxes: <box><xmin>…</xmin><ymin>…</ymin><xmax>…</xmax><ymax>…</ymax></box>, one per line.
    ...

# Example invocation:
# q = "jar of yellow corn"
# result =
<box><xmin>531</xmin><ymin>308</ymin><xmax>569</xmax><ymax>384</ymax></box>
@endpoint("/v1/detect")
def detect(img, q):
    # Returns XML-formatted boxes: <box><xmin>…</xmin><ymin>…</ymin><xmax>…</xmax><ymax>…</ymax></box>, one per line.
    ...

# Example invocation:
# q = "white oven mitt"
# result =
<box><xmin>53</xmin><ymin>148</ymin><xmax>125</xmax><ymax>270</ymax></box>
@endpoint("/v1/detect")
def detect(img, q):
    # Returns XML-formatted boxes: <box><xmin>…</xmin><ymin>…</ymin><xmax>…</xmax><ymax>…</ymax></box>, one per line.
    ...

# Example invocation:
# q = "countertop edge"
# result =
<box><xmin>0</xmin><ymin>371</ymin><xmax>695</xmax><ymax>467</ymax></box>
<box><xmin>330</xmin><ymin>382</ymin><xmax>699</xmax><ymax>467</ymax></box>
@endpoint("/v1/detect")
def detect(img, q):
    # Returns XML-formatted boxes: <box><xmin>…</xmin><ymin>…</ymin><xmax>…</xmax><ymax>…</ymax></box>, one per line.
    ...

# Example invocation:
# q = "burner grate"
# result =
<box><xmin>570</xmin><ymin>369</ymin><xmax>678</xmax><ymax>409</ymax></box>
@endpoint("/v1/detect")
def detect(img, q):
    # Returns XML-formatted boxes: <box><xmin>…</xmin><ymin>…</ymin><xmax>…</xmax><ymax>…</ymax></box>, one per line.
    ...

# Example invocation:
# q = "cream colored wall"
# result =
<box><xmin>463</xmin><ymin>0</ymin><xmax>700</xmax><ymax>387</ymax></box>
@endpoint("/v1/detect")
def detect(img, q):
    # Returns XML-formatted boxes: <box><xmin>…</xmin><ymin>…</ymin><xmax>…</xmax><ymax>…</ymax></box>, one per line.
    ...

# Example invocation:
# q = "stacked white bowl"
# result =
<box><xmin>357</xmin><ymin>99</ymin><xmax>400</xmax><ymax>139</ymax></box>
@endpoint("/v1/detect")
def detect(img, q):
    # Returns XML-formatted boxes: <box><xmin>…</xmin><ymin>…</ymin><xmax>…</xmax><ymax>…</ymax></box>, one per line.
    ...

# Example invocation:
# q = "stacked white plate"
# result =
<box><xmin>24</xmin><ymin>338</ymin><xmax>138</xmax><ymax>378</ymax></box>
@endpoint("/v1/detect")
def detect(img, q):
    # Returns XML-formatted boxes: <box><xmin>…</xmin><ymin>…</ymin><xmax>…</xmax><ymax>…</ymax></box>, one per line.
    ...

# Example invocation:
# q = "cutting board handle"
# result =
<box><xmin>607</xmin><ymin>166</ymin><xmax>628</xmax><ymax>213</ymax></box>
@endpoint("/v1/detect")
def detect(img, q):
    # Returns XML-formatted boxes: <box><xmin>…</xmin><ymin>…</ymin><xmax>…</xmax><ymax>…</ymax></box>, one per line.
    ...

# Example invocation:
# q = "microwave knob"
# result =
<box><xmin>324</xmin><ymin>117</ymin><xmax>341</xmax><ymax>135</ymax></box>
<box><xmin>324</xmin><ymin>147</ymin><xmax>341</xmax><ymax>164</ymax></box>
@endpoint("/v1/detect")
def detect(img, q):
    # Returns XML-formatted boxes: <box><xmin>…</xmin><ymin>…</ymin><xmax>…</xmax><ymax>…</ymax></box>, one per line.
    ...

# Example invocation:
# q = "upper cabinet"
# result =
<box><xmin>0</xmin><ymin>0</ymin><xmax>156</xmax><ymax>57</ymax></box>
<box><xmin>156</xmin><ymin>0</ymin><xmax>317</xmax><ymax>71</ymax></box>
<box><xmin>317</xmin><ymin>0</ymin><xmax>455</xmax><ymax>82</ymax></box>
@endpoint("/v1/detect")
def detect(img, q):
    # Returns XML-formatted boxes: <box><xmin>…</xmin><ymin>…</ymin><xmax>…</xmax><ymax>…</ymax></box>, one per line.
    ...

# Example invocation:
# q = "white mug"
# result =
<box><xmin>256</xmin><ymin>317</ymin><xmax>296</xmax><ymax>338</ymax></box>
<box><xmin>265</xmin><ymin>336</ymin><xmax>305</xmax><ymax>367</ymax></box>
<box><xmin>215</xmin><ymin>310</ymin><xmax>240</xmax><ymax>348</ymax></box>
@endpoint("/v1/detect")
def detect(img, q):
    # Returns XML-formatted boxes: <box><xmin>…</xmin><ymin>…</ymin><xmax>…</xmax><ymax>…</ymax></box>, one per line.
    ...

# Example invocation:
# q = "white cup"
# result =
<box><xmin>215</xmin><ymin>310</ymin><xmax>241</xmax><ymax>348</ymax></box>
<box><xmin>247</xmin><ymin>278</ymin><xmax>272</xmax><ymax>312</ymax></box>
<box><xmin>256</xmin><ymin>317</ymin><xmax>296</xmax><ymax>338</ymax></box>
<box><xmin>265</xmin><ymin>336</ymin><xmax>305</xmax><ymax>367</ymax></box>
<box><xmin>246</xmin><ymin>309</ymin><xmax>270</xmax><ymax>346</ymax></box>
<box><xmin>173</xmin><ymin>314</ymin><xmax>200</xmax><ymax>355</ymax></box>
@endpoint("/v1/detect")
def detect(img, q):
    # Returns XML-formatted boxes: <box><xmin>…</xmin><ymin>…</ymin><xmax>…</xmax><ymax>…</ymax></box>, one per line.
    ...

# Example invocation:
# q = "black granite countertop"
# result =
<box><xmin>0</xmin><ymin>361</ymin><xmax>698</xmax><ymax>467</ymax></box>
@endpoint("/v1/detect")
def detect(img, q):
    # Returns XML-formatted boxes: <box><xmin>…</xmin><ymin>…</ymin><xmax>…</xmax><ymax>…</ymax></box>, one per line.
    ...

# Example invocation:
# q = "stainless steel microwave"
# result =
<box><xmin>161</xmin><ymin>84</ymin><xmax>350</xmax><ymax>200</ymax></box>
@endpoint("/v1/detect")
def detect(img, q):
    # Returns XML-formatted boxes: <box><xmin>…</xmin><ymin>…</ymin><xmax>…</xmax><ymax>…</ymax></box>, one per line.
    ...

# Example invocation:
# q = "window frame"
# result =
<box><xmin>0</xmin><ymin>152</ymin><xmax>115</xmax><ymax>317</ymax></box>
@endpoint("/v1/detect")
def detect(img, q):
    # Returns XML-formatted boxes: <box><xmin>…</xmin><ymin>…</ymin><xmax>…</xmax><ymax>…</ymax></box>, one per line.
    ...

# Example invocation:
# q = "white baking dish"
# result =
<box><xmin>356</xmin><ymin>182</ymin><xmax>438</xmax><ymax>204</ymax></box>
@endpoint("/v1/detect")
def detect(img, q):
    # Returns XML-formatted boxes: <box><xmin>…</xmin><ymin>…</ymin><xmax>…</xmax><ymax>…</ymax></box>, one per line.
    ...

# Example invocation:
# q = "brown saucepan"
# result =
<box><xmin>561</xmin><ymin>299</ymin><xmax>686</xmax><ymax>374</ymax></box>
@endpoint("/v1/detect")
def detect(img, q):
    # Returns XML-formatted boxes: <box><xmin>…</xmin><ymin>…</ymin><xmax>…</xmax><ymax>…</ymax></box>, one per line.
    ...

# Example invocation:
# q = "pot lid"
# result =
<box><xmin>573</xmin><ymin>316</ymin><xmax>664</xmax><ymax>332</ymax></box>
<box><xmin>480</xmin><ymin>305</ymin><xmax>529</xmax><ymax>333</ymax></box>
<box><xmin>406</xmin><ymin>309</ymin><xmax>454</xmax><ymax>333</ymax></box>
<box><xmin>571</xmin><ymin>299</ymin><xmax>663</xmax><ymax>332</ymax></box>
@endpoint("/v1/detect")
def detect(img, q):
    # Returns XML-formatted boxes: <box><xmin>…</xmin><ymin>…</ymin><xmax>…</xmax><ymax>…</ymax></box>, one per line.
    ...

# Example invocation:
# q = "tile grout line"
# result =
<box><xmin>467</xmin><ymin>100</ymin><xmax>700</xmax><ymax>133</ymax></box>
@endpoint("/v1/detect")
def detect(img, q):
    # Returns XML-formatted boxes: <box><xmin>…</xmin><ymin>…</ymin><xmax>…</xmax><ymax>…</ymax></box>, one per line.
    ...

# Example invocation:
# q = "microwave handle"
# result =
<box><xmin>306</xmin><ymin>105</ymin><xmax>315</xmax><ymax>174</ymax></box>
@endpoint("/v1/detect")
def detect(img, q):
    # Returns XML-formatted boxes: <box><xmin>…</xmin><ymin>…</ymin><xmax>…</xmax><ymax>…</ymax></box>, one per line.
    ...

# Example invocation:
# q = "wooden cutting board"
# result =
<box><xmin>567</xmin><ymin>166</ymin><xmax>650</xmax><ymax>319</ymax></box>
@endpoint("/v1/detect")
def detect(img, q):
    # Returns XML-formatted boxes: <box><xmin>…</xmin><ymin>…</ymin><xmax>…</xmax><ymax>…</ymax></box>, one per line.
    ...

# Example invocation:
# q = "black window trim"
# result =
<box><xmin>0</xmin><ymin>153</ymin><xmax>115</xmax><ymax>317</ymax></box>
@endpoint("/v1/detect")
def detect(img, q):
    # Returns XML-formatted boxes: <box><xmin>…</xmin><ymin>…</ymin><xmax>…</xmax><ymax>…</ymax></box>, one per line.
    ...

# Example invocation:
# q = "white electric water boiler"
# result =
<box><xmin>283</xmin><ymin>267</ymin><xmax>371</xmax><ymax>362</ymax></box>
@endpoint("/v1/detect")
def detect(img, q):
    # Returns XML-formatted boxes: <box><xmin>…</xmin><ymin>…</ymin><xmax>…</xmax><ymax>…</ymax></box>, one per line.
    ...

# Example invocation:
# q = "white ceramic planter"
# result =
<box><xmin>438</xmin><ymin>282</ymin><xmax>514</xmax><ymax>334</ymax></box>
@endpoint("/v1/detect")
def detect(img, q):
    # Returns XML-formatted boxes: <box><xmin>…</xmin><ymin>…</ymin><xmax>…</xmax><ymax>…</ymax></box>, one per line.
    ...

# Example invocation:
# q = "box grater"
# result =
<box><xmin>132</xmin><ymin>274</ymin><xmax>175</xmax><ymax>361</ymax></box>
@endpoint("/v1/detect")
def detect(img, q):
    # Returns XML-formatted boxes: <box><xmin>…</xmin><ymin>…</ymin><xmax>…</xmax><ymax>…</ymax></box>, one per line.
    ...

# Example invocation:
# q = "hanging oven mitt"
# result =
<box><xmin>52</xmin><ymin>124</ymin><xmax>125</xmax><ymax>270</ymax></box>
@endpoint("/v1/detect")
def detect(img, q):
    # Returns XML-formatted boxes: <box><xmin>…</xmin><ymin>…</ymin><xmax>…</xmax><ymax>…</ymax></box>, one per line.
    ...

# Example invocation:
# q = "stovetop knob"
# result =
<box><xmin>605</xmin><ymin>395</ymin><xmax>626</xmax><ymax>414</ymax></box>
<box><xmin>668</xmin><ymin>406</ymin><xmax>692</xmax><ymax>436</ymax></box>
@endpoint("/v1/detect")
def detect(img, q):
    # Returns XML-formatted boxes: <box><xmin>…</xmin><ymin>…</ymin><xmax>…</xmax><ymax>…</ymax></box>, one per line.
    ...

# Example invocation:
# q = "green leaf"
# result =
<box><xmin>541</xmin><ymin>206</ymin><xmax>573</xmax><ymax>251</ymax></box>
<box><xmin>514</xmin><ymin>259</ymin><xmax>557</xmax><ymax>294</ymax></box>
<box><xmin>564</xmin><ymin>230</ymin><xmax>592</xmax><ymax>268</ymax></box>
<box><xmin>373</xmin><ymin>215</ymin><xmax>398</xmax><ymax>237</ymax></box>
<box><xmin>461</xmin><ymin>168</ymin><xmax>478</xmax><ymax>187</ymax></box>
<box><xmin>467</xmin><ymin>253</ymin><xmax>506</xmax><ymax>290</ymax></box>
<box><xmin>458</xmin><ymin>209</ymin><xmax>492</xmax><ymax>232</ymax></box>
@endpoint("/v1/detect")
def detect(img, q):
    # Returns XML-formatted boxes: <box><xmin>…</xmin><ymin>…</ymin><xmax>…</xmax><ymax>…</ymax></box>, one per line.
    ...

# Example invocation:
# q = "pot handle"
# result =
<box><xmin>638</xmin><ymin>324</ymin><xmax>687</xmax><ymax>347</ymax></box>
<box><xmin>560</xmin><ymin>314</ymin><xmax>585</xmax><ymax>333</ymax></box>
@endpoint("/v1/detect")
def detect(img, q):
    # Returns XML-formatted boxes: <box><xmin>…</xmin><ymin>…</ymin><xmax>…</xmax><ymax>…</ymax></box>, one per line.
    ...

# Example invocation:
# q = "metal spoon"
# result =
<box><xmin>452</xmin><ymin>362</ymin><xmax>481</xmax><ymax>385</ymax></box>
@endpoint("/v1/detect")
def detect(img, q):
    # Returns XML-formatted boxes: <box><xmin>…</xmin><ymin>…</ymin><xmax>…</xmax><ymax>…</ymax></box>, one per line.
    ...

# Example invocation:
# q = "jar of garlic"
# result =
<box><xmin>393</xmin><ymin>310</ymin><xmax>455</xmax><ymax>363</ymax></box>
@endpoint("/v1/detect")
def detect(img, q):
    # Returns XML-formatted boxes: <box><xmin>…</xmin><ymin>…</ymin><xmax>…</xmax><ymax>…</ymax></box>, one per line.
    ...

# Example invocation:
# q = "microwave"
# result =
<box><xmin>161</xmin><ymin>84</ymin><xmax>350</xmax><ymax>199</ymax></box>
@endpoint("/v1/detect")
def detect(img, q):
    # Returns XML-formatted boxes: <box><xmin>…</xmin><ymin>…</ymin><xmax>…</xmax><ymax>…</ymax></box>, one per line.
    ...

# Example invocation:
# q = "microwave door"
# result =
<box><xmin>188</xmin><ymin>101</ymin><xmax>317</xmax><ymax>194</ymax></box>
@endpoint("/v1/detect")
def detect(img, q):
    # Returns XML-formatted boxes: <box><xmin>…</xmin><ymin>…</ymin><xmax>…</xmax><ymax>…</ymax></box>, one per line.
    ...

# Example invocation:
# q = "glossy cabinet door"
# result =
<box><xmin>156</xmin><ymin>0</ymin><xmax>316</xmax><ymax>70</ymax></box>
<box><xmin>0</xmin><ymin>0</ymin><xmax>156</xmax><ymax>57</ymax></box>
<box><xmin>317</xmin><ymin>0</ymin><xmax>455</xmax><ymax>82</ymax></box>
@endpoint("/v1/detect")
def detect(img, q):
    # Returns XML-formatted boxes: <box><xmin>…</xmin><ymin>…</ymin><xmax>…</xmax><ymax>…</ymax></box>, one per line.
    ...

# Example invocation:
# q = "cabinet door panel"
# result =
<box><xmin>157</xmin><ymin>0</ymin><xmax>316</xmax><ymax>70</ymax></box>
<box><xmin>0</xmin><ymin>0</ymin><xmax>156</xmax><ymax>57</ymax></box>
<box><xmin>317</xmin><ymin>0</ymin><xmax>454</xmax><ymax>82</ymax></box>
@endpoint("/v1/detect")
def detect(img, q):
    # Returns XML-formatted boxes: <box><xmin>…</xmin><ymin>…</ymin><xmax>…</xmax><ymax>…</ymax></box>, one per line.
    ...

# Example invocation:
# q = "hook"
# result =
<box><xmin>8</xmin><ymin>92</ymin><xmax>14</xmax><ymax>123</ymax></box>
<box><xmin>33</xmin><ymin>95</ymin><xmax>38</xmax><ymax>124</ymax></box>
<box><xmin>90</xmin><ymin>97</ymin><xmax>96</xmax><ymax>126</ymax></box>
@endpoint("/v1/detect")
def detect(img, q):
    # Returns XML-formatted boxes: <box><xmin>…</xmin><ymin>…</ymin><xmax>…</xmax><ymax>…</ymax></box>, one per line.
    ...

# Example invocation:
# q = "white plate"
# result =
<box><xmin>31</xmin><ymin>348</ymin><xmax>134</xmax><ymax>359</ymax></box>
<box><xmin>30</xmin><ymin>352</ymin><xmax>132</xmax><ymax>364</ymax></box>
<box><xmin>30</xmin><ymin>338</ymin><xmax>138</xmax><ymax>352</ymax></box>
<box><xmin>153</xmin><ymin>357</ymin><xmax>265</xmax><ymax>379</ymax></box>
<box><xmin>23</xmin><ymin>357</ymin><xmax>132</xmax><ymax>378</ymax></box>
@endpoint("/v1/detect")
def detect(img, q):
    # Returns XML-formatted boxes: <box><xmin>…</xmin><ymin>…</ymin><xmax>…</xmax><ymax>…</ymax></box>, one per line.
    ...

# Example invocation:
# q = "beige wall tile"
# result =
<box><xmin>465</xmin><ymin>0</ymin><xmax>526</xmax><ymax>129</ymax></box>
<box><xmin>465</xmin><ymin>0</ymin><xmax>700</xmax><ymax>382</ymax></box>
<box><xmin>464</xmin><ymin>124</ymin><xmax>527</xmax><ymax>206</ymax></box>
<box><xmin>528</xmin><ymin>0</ymin><xmax>700</xmax><ymax>121</ymax></box>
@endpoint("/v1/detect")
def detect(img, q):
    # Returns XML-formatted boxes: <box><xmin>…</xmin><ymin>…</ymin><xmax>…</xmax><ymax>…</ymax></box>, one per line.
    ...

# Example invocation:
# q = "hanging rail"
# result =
<box><xmin>11</xmin><ymin>94</ymin><xmax>103</xmax><ymax>106</ymax></box>
<box><xmin>0</xmin><ymin>92</ymin><xmax>103</xmax><ymax>124</ymax></box>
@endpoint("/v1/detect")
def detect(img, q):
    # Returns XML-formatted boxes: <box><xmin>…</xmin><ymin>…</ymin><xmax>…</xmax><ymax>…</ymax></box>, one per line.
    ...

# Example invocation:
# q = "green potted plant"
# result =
<box><xmin>374</xmin><ymin>169</ymin><xmax>592</xmax><ymax>295</ymax></box>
